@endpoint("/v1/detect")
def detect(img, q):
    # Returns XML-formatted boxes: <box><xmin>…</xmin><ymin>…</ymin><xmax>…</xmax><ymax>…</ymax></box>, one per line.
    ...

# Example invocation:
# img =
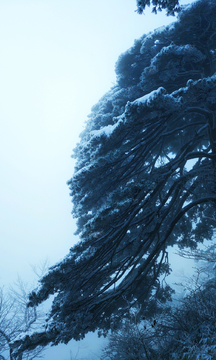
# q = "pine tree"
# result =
<box><xmin>11</xmin><ymin>0</ymin><xmax>216</xmax><ymax>357</ymax></box>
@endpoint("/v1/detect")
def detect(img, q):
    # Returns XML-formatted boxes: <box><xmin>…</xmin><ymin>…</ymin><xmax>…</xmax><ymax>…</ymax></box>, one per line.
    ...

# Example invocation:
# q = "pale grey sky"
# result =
<box><xmin>0</xmin><ymin>0</ymin><xmax>183</xmax><ymax>285</ymax></box>
<box><xmin>0</xmin><ymin>1</ymin><xmax>193</xmax><ymax>358</ymax></box>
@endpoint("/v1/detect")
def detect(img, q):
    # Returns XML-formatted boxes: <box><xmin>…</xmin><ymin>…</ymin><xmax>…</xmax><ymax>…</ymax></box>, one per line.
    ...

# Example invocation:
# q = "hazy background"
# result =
<box><xmin>0</xmin><ymin>0</ymin><xmax>193</xmax><ymax>358</ymax></box>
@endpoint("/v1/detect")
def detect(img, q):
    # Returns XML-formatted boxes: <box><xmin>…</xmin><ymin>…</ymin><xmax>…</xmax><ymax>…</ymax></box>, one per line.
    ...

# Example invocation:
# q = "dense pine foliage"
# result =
<box><xmin>11</xmin><ymin>0</ymin><xmax>216</xmax><ymax>357</ymax></box>
<box><xmin>136</xmin><ymin>0</ymin><xmax>181</xmax><ymax>15</ymax></box>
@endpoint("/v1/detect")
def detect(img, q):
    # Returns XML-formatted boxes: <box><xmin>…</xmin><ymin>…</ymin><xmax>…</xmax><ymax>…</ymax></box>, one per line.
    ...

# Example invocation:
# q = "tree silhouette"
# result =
<box><xmin>11</xmin><ymin>0</ymin><xmax>216</xmax><ymax>357</ymax></box>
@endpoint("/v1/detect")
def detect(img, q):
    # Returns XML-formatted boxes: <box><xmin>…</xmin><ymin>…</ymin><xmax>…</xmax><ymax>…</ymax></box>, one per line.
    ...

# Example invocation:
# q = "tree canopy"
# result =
<box><xmin>136</xmin><ymin>0</ymin><xmax>180</xmax><ymax>15</ymax></box>
<box><xmin>11</xmin><ymin>0</ymin><xmax>216</xmax><ymax>357</ymax></box>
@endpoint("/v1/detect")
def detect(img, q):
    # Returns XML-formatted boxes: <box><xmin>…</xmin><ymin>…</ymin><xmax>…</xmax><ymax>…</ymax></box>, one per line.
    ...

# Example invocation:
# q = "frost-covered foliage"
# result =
<box><xmin>11</xmin><ymin>0</ymin><xmax>216</xmax><ymax>356</ymax></box>
<box><xmin>100</xmin><ymin>317</ymin><xmax>159</xmax><ymax>360</ymax></box>
<box><xmin>101</xmin><ymin>260</ymin><xmax>216</xmax><ymax>360</ymax></box>
<box><xmin>136</xmin><ymin>0</ymin><xmax>181</xmax><ymax>15</ymax></box>
<box><xmin>0</xmin><ymin>278</ymin><xmax>45</xmax><ymax>360</ymax></box>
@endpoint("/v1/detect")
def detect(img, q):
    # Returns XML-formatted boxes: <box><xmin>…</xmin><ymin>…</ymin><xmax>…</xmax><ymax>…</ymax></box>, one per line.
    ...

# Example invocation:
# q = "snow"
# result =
<box><xmin>73</xmin><ymin>163</ymin><xmax>93</xmax><ymax>178</ymax></box>
<box><xmin>12</xmin><ymin>326</ymin><xmax>45</xmax><ymax>343</ymax></box>
<box><xmin>90</xmin><ymin>124</ymin><xmax>117</xmax><ymax>138</ymax></box>
<box><xmin>90</xmin><ymin>117</ymin><xmax>124</xmax><ymax>139</ymax></box>
<box><xmin>140</xmin><ymin>22</ymin><xmax>176</xmax><ymax>53</ymax></box>
<box><xmin>132</xmin><ymin>87</ymin><xmax>166</xmax><ymax>106</ymax></box>
<box><xmin>75</xmin><ymin>246</ymin><xmax>96</xmax><ymax>264</ymax></box>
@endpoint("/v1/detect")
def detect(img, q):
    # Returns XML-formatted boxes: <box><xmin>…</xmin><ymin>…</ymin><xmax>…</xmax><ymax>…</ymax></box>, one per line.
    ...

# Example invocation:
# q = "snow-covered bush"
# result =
<box><xmin>101</xmin><ymin>257</ymin><xmax>216</xmax><ymax>360</ymax></box>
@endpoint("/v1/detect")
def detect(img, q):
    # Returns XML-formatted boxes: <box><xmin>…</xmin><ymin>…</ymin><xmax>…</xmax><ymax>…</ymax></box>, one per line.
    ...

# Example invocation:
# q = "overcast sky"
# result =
<box><xmin>0</xmin><ymin>0</ymin><xmax>193</xmax><ymax>358</ymax></box>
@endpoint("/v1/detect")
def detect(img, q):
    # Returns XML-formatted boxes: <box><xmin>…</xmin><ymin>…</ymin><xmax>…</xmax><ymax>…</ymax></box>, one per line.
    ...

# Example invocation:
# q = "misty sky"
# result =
<box><xmin>0</xmin><ymin>1</ymin><xmax>194</xmax><ymax>358</ymax></box>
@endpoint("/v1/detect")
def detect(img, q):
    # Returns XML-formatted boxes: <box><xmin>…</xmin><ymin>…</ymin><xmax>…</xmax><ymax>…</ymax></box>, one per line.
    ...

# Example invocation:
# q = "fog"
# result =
<box><xmin>0</xmin><ymin>1</ymin><xmax>194</xmax><ymax>358</ymax></box>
